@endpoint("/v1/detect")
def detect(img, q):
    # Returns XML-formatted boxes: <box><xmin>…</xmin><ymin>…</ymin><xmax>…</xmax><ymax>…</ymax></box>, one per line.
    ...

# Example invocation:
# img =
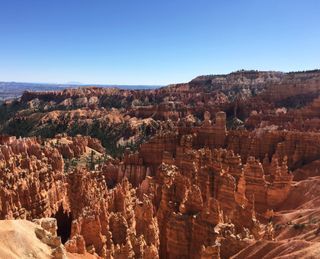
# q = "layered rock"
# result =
<box><xmin>1</xmin><ymin>69</ymin><xmax>320</xmax><ymax>258</ymax></box>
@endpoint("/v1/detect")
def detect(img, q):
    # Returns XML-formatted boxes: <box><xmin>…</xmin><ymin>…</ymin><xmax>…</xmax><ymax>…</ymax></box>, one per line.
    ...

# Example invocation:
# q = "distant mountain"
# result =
<box><xmin>0</xmin><ymin>81</ymin><xmax>161</xmax><ymax>101</ymax></box>
<box><xmin>65</xmin><ymin>81</ymin><xmax>84</xmax><ymax>85</ymax></box>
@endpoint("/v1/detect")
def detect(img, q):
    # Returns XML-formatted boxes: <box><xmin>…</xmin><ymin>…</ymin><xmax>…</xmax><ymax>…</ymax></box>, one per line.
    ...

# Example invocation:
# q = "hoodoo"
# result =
<box><xmin>0</xmin><ymin>70</ymin><xmax>320</xmax><ymax>258</ymax></box>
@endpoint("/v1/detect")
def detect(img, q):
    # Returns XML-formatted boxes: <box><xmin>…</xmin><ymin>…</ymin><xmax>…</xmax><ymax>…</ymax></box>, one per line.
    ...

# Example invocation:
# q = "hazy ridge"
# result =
<box><xmin>0</xmin><ymin>81</ymin><xmax>161</xmax><ymax>101</ymax></box>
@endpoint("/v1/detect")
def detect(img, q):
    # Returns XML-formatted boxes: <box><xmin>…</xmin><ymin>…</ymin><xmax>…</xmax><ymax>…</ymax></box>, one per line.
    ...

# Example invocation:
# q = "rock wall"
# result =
<box><xmin>1</xmin><ymin>68</ymin><xmax>320</xmax><ymax>258</ymax></box>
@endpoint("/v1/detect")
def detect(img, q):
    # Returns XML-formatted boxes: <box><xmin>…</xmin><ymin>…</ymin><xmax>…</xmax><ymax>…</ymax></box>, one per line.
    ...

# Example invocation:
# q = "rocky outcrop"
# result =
<box><xmin>0</xmin><ymin>109</ymin><xmax>299</xmax><ymax>259</ymax></box>
<box><xmin>1</xmin><ymin>69</ymin><xmax>320</xmax><ymax>258</ymax></box>
<box><xmin>0</xmin><ymin>220</ymin><xmax>69</xmax><ymax>259</ymax></box>
<box><xmin>0</xmin><ymin>137</ymin><xmax>67</xmax><ymax>219</ymax></box>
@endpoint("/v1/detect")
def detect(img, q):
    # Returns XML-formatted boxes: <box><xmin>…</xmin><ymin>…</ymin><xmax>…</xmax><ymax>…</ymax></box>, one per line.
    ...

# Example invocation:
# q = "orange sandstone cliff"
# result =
<box><xmin>0</xmin><ymin>70</ymin><xmax>320</xmax><ymax>258</ymax></box>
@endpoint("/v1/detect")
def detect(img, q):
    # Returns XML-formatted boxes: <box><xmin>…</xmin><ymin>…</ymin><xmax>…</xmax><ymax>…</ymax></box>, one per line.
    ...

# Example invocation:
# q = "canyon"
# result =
<box><xmin>0</xmin><ymin>70</ymin><xmax>320</xmax><ymax>258</ymax></box>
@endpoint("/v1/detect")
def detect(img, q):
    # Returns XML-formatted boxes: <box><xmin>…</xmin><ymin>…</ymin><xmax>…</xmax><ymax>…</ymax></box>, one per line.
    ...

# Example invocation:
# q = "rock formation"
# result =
<box><xmin>0</xmin><ymin>70</ymin><xmax>320</xmax><ymax>258</ymax></box>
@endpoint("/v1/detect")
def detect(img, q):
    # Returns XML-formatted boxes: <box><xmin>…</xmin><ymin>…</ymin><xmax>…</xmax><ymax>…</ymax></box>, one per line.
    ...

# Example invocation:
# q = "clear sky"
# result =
<box><xmin>0</xmin><ymin>0</ymin><xmax>319</xmax><ymax>85</ymax></box>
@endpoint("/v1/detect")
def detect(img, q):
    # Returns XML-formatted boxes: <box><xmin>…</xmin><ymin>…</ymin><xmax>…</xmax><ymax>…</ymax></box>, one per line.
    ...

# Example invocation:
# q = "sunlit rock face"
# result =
<box><xmin>1</xmin><ymin>70</ymin><xmax>320</xmax><ymax>258</ymax></box>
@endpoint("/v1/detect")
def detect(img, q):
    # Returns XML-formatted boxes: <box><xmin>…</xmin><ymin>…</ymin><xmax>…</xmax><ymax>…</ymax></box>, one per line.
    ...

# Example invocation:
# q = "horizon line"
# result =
<box><xmin>1</xmin><ymin>68</ymin><xmax>320</xmax><ymax>87</ymax></box>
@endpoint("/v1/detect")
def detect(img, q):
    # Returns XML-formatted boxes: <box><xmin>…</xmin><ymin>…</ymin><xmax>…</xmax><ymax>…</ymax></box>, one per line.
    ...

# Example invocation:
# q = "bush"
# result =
<box><xmin>293</xmin><ymin>223</ymin><xmax>305</xmax><ymax>230</ymax></box>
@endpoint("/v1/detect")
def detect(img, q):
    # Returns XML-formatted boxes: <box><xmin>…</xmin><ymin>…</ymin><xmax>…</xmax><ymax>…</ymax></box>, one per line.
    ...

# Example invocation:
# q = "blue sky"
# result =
<box><xmin>0</xmin><ymin>0</ymin><xmax>319</xmax><ymax>85</ymax></box>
